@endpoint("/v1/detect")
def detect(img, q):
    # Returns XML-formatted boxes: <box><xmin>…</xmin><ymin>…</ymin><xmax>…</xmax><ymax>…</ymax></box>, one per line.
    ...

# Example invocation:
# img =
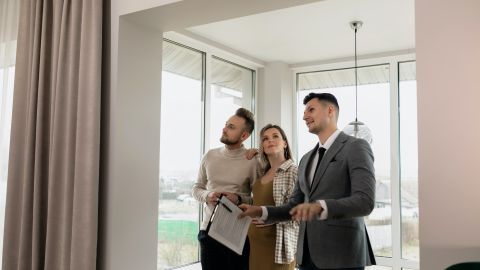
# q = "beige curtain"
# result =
<box><xmin>3</xmin><ymin>0</ymin><xmax>105</xmax><ymax>269</ymax></box>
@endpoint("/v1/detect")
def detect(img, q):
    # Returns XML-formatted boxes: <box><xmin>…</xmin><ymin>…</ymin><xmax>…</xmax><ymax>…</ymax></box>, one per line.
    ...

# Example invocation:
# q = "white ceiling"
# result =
<box><xmin>187</xmin><ymin>0</ymin><xmax>415</xmax><ymax>64</ymax></box>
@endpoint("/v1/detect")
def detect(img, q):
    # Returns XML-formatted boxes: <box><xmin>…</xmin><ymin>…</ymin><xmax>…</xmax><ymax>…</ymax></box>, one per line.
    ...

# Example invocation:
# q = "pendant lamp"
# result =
<box><xmin>343</xmin><ymin>21</ymin><xmax>373</xmax><ymax>144</ymax></box>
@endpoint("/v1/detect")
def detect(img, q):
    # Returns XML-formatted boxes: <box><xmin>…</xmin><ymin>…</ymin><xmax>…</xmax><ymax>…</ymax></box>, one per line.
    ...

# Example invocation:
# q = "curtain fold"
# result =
<box><xmin>3</xmin><ymin>0</ymin><xmax>104</xmax><ymax>269</ymax></box>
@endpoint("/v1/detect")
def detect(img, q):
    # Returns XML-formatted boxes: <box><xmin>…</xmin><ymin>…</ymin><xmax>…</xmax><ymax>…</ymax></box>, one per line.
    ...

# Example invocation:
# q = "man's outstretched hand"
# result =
<box><xmin>289</xmin><ymin>203</ymin><xmax>323</xmax><ymax>221</ymax></box>
<box><xmin>239</xmin><ymin>202</ymin><xmax>323</xmax><ymax>221</ymax></box>
<box><xmin>238</xmin><ymin>204</ymin><xmax>262</xmax><ymax>219</ymax></box>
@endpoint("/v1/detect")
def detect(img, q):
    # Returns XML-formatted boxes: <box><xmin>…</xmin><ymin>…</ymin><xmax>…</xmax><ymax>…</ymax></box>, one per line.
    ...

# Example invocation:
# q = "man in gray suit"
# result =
<box><xmin>239</xmin><ymin>93</ymin><xmax>376</xmax><ymax>270</ymax></box>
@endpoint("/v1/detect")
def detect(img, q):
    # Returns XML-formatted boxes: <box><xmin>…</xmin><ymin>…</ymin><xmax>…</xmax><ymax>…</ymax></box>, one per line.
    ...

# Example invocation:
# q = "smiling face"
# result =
<box><xmin>303</xmin><ymin>98</ymin><xmax>337</xmax><ymax>135</ymax></box>
<box><xmin>261</xmin><ymin>127</ymin><xmax>287</xmax><ymax>157</ymax></box>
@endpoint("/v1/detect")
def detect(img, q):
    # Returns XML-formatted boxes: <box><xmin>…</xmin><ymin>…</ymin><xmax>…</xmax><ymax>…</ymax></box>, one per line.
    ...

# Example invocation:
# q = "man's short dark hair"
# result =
<box><xmin>303</xmin><ymin>92</ymin><xmax>340</xmax><ymax>113</ymax></box>
<box><xmin>235</xmin><ymin>108</ymin><xmax>255</xmax><ymax>134</ymax></box>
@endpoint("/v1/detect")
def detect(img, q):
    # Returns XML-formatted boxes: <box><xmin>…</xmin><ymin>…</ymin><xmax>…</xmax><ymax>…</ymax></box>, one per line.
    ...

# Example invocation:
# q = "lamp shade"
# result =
<box><xmin>343</xmin><ymin>120</ymin><xmax>373</xmax><ymax>144</ymax></box>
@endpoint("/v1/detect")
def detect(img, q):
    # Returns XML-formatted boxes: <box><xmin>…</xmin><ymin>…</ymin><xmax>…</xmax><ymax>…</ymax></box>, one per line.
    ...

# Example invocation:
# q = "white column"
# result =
<box><xmin>257</xmin><ymin>62</ymin><xmax>294</xmax><ymax>141</ymax></box>
<box><xmin>101</xmin><ymin>17</ymin><xmax>163</xmax><ymax>270</ymax></box>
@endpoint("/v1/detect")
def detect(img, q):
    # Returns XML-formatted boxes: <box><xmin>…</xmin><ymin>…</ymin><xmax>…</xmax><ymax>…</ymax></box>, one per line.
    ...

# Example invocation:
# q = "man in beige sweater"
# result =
<box><xmin>192</xmin><ymin>108</ymin><xmax>257</xmax><ymax>270</ymax></box>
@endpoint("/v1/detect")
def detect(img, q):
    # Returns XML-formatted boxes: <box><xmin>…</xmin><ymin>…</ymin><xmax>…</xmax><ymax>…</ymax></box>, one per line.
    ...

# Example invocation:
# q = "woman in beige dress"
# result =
<box><xmin>248</xmin><ymin>124</ymin><xmax>299</xmax><ymax>270</ymax></box>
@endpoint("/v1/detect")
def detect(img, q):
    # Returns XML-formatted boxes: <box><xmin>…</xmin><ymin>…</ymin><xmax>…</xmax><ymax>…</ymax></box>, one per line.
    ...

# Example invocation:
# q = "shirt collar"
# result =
<box><xmin>278</xmin><ymin>159</ymin><xmax>294</xmax><ymax>172</ymax></box>
<box><xmin>318</xmin><ymin>129</ymin><xmax>341</xmax><ymax>151</ymax></box>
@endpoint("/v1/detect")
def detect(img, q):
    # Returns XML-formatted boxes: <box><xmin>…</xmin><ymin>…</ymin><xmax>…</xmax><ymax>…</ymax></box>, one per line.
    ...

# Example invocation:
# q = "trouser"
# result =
<box><xmin>198</xmin><ymin>230</ymin><xmax>250</xmax><ymax>270</ymax></box>
<box><xmin>299</xmin><ymin>235</ymin><xmax>364</xmax><ymax>270</ymax></box>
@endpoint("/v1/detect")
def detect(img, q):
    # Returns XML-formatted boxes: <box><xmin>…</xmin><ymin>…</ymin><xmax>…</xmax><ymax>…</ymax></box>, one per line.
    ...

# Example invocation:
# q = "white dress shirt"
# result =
<box><xmin>260</xmin><ymin>129</ymin><xmax>341</xmax><ymax>221</ymax></box>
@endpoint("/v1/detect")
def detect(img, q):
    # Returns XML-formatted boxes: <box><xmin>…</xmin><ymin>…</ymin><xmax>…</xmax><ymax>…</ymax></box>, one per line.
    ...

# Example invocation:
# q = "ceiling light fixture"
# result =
<box><xmin>343</xmin><ymin>20</ymin><xmax>373</xmax><ymax>144</ymax></box>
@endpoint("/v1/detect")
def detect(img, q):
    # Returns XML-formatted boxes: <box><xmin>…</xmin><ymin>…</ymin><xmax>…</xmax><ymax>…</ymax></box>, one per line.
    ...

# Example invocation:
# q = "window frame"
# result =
<box><xmin>159</xmin><ymin>37</ymin><xmax>258</xmax><ymax>269</ymax></box>
<box><xmin>206</xmin><ymin>54</ymin><xmax>257</xmax><ymax>150</ymax></box>
<box><xmin>292</xmin><ymin>53</ymin><xmax>418</xmax><ymax>270</ymax></box>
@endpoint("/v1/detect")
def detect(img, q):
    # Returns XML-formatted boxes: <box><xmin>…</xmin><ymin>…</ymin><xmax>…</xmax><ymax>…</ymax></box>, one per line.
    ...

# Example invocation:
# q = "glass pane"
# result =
<box><xmin>399</xmin><ymin>61</ymin><xmax>419</xmax><ymax>261</ymax></box>
<box><xmin>158</xmin><ymin>41</ymin><xmax>203</xmax><ymax>269</ymax></box>
<box><xmin>0</xmin><ymin>66</ymin><xmax>15</xmax><ymax>266</ymax></box>
<box><xmin>209</xmin><ymin>57</ymin><xmax>254</xmax><ymax>150</ymax></box>
<box><xmin>297</xmin><ymin>64</ymin><xmax>392</xmax><ymax>257</ymax></box>
<box><xmin>366</xmin><ymin>266</ymin><xmax>392</xmax><ymax>270</ymax></box>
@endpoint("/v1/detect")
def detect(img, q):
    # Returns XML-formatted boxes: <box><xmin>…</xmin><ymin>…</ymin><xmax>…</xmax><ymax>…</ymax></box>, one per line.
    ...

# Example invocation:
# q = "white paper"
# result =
<box><xmin>207</xmin><ymin>196</ymin><xmax>252</xmax><ymax>255</ymax></box>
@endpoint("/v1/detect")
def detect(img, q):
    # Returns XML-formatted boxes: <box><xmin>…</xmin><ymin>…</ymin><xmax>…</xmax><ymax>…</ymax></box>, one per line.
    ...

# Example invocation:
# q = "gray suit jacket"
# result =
<box><xmin>267</xmin><ymin>132</ymin><xmax>376</xmax><ymax>269</ymax></box>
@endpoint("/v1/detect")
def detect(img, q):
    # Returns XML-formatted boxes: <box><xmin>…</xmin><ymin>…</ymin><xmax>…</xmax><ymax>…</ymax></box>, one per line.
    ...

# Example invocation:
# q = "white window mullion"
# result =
<box><xmin>198</xmin><ymin>52</ymin><xmax>208</xmax><ymax>260</ymax></box>
<box><xmin>250</xmin><ymin>70</ymin><xmax>257</xmax><ymax>145</ymax></box>
<box><xmin>390</xmin><ymin>59</ymin><xmax>402</xmax><ymax>270</ymax></box>
<box><xmin>292</xmin><ymin>72</ymin><xmax>300</xmax><ymax>161</ymax></box>
<box><xmin>203</xmin><ymin>52</ymin><xmax>212</xmax><ymax>152</ymax></box>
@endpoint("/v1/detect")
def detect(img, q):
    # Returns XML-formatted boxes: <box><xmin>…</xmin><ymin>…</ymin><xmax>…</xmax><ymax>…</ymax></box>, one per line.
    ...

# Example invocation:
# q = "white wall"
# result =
<box><xmin>416</xmin><ymin>0</ymin><xmax>480</xmax><ymax>269</ymax></box>
<box><xmin>100</xmin><ymin>16</ymin><xmax>164</xmax><ymax>270</ymax></box>
<box><xmin>257</xmin><ymin>62</ymin><xmax>294</xmax><ymax>141</ymax></box>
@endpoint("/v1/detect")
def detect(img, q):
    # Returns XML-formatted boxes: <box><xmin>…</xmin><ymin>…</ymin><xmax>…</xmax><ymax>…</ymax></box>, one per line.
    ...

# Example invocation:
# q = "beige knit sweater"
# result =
<box><xmin>192</xmin><ymin>145</ymin><xmax>258</xmax><ymax>230</ymax></box>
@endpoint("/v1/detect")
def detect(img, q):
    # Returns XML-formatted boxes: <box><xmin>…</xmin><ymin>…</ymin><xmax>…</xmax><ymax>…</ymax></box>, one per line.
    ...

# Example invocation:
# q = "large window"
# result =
<box><xmin>158</xmin><ymin>40</ymin><xmax>255</xmax><ymax>269</ymax></box>
<box><xmin>297</xmin><ymin>64</ymin><xmax>392</xmax><ymax>257</ymax></box>
<box><xmin>295</xmin><ymin>57</ymin><xmax>418</xmax><ymax>270</ymax></box>
<box><xmin>158</xmin><ymin>41</ymin><xmax>204</xmax><ymax>269</ymax></box>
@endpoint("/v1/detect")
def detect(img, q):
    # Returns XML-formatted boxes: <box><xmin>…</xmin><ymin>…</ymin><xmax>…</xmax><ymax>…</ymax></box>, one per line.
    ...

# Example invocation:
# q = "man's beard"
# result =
<box><xmin>220</xmin><ymin>134</ymin><xmax>241</xmax><ymax>145</ymax></box>
<box><xmin>308</xmin><ymin>122</ymin><xmax>324</xmax><ymax>134</ymax></box>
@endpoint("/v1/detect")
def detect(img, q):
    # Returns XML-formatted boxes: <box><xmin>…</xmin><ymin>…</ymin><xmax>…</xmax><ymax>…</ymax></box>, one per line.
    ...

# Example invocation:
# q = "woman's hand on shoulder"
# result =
<box><xmin>245</xmin><ymin>148</ymin><xmax>259</xmax><ymax>160</ymax></box>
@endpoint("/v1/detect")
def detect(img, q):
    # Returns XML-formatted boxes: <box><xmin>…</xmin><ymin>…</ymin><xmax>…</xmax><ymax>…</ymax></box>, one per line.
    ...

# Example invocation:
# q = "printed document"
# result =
<box><xmin>208</xmin><ymin>196</ymin><xmax>252</xmax><ymax>255</ymax></box>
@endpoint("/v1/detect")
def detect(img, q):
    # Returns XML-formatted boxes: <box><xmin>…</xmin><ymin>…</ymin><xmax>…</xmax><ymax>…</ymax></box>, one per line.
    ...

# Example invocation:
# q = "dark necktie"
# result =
<box><xmin>312</xmin><ymin>147</ymin><xmax>327</xmax><ymax>185</ymax></box>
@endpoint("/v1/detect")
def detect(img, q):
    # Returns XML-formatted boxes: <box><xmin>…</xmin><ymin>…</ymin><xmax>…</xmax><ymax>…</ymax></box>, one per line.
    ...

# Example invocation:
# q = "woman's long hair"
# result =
<box><xmin>259</xmin><ymin>124</ymin><xmax>293</xmax><ymax>173</ymax></box>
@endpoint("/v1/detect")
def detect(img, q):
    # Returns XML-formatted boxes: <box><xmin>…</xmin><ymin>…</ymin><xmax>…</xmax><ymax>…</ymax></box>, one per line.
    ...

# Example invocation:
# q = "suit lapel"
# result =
<box><xmin>309</xmin><ymin>132</ymin><xmax>348</xmax><ymax>195</ymax></box>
